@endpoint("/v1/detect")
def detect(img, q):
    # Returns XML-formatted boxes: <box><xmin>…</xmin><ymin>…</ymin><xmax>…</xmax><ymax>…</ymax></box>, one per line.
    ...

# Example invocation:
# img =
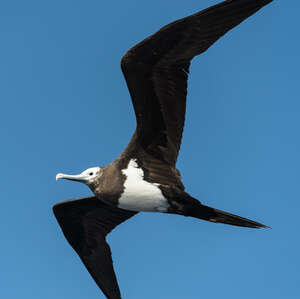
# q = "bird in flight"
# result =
<box><xmin>54</xmin><ymin>0</ymin><xmax>272</xmax><ymax>298</ymax></box>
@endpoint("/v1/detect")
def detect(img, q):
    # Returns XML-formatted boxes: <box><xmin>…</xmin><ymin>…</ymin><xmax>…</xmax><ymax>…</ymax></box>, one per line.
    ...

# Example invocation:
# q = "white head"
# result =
<box><xmin>56</xmin><ymin>167</ymin><xmax>101</xmax><ymax>185</ymax></box>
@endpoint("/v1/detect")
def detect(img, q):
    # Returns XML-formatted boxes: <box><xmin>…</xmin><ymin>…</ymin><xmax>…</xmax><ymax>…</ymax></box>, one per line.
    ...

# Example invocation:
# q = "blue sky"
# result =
<box><xmin>1</xmin><ymin>0</ymin><xmax>299</xmax><ymax>298</ymax></box>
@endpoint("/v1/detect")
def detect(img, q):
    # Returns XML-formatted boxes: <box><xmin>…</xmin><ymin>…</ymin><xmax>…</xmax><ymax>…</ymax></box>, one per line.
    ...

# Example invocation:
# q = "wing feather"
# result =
<box><xmin>53</xmin><ymin>196</ymin><xmax>137</xmax><ymax>299</ymax></box>
<box><xmin>121</xmin><ymin>0</ymin><xmax>273</xmax><ymax>165</ymax></box>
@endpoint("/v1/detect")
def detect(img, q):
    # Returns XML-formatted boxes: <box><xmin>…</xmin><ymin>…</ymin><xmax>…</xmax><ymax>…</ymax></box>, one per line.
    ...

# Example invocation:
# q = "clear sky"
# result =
<box><xmin>1</xmin><ymin>0</ymin><xmax>299</xmax><ymax>298</ymax></box>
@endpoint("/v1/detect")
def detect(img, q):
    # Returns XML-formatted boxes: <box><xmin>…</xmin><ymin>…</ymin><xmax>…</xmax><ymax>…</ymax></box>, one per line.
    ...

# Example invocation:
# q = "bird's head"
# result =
<box><xmin>56</xmin><ymin>167</ymin><xmax>101</xmax><ymax>185</ymax></box>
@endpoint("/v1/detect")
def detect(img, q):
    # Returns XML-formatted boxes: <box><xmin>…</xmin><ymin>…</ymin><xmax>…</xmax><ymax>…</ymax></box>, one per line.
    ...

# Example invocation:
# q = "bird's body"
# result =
<box><xmin>88</xmin><ymin>151</ymin><xmax>184</xmax><ymax>213</ymax></box>
<box><xmin>54</xmin><ymin>1</ymin><xmax>273</xmax><ymax>298</ymax></box>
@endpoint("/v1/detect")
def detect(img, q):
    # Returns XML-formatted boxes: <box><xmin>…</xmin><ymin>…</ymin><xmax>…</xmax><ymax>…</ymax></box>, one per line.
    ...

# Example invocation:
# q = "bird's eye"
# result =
<box><xmin>89</xmin><ymin>172</ymin><xmax>93</xmax><ymax>176</ymax></box>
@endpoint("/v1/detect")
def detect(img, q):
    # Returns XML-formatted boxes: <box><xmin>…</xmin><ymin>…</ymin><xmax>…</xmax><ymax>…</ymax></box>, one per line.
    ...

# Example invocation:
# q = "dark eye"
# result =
<box><xmin>89</xmin><ymin>172</ymin><xmax>93</xmax><ymax>176</ymax></box>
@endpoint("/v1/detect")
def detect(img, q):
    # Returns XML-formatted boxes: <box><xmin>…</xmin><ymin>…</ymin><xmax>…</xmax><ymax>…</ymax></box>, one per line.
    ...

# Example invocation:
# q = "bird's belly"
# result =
<box><xmin>118</xmin><ymin>159</ymin><xmax>169</xmax><ymax>212</ymax></box>
<box><xmin>118</xmin><ymin>185</ymin><xmax>169</xmax><ymax>212</ymax></box>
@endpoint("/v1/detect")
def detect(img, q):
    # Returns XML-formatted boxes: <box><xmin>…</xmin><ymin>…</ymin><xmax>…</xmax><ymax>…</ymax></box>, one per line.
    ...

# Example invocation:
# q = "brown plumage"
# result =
<box><xmin>53</xmin><ymin>197</ymin><xmax>136</xmax><ymax>298</ymax></box>
<box><xmin>121</xmin><ymin>0</ymin><xmax>273</xmax><ymax>165</ymax></box>
<box><xmin>54</xmin><ymin>1</ymin><xmax>273</xmax><ymax>298</ymax></box>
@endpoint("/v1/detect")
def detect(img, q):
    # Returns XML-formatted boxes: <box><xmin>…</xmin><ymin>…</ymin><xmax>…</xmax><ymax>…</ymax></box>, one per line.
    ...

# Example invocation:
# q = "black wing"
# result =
<box><xmin>53</xmin><ymin>196</ymin><xmax>137</xmax><ymax>299</ymax></box>
<box><xmin>121</xmin><ymin>0</ymin><xmax>273</xmax><ymax>165</ymax></box>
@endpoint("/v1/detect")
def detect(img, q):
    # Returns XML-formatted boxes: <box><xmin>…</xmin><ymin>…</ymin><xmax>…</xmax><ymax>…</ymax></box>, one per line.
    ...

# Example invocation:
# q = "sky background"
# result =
<box><xmin>1</xmin><ymin>0</ymin><xmax>299</xmax><ymax>298</ymax></box>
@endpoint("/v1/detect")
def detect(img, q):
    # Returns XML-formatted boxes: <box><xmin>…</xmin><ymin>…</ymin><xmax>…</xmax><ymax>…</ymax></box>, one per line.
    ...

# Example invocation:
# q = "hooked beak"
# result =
<box><xmin>56</xmin><ymin>173</ymin><xmax>88</xmax><ymax>183</ymax></box>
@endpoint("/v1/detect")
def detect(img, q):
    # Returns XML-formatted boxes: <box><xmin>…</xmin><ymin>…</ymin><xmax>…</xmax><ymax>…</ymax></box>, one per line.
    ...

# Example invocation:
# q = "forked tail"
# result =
<box><xmin>187</xmin><ymin>204</ymin><xmax>268</xmax><ymax>228</ymax></box>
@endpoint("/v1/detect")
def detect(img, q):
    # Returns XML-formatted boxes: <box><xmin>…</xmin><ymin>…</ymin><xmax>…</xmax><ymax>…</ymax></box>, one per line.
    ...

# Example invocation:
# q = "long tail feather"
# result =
<box><xmin>188</xmin><ymin>204</ymin><xmax>268</xmax><ymax>229</ymax></box>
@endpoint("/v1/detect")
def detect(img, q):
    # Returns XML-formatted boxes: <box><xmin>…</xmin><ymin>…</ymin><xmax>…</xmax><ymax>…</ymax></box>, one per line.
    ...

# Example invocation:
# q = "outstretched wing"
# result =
<box><xmin>121</xmin><ymin>0</ymin><xmax>273</xmax><ymax>165</ymax></box>
<box><xmin>53</xmin><ymin>196</ymin><xmax>137</xmax><ymax>299</ymax></box>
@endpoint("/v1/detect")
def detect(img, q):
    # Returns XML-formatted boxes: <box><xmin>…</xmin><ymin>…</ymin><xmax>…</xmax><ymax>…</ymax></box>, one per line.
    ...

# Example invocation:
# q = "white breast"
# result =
<box><xmin>118</xmin><ymin>159</ymin><xmax>169</xmax><ymax>212</ymax></box>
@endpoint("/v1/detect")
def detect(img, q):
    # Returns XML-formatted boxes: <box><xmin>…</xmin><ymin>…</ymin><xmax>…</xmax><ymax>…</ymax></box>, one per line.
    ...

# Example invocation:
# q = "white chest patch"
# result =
<box><xmin>118</xmin><ymin>159</ymin><xmax>169</xmax><ymax>212</ymax></box>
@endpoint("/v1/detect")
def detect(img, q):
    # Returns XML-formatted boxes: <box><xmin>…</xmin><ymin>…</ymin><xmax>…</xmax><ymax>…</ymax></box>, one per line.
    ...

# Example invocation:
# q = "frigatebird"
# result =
<box><xmin>54</xmin><ymin>0</ymin><xmax>272</xmax><ymax>298</ymax></box>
